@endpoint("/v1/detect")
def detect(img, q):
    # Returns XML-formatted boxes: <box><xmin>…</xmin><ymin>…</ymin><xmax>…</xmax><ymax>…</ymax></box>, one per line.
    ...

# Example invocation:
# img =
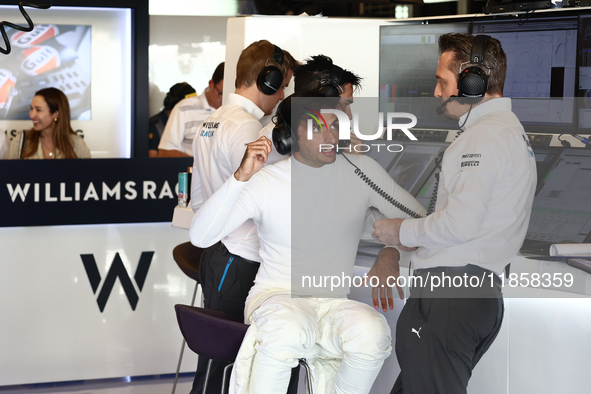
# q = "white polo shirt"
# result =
<box><xmin>400</xmin><ymin>98</ymin><xmax>537</xmax><ymax>275</ymax></box>
<box><xmin>158</xmin><ymin>89</ymin><xmax>215</xmax><ymax>155</ymax></box>
<box><xmin>191</xmin><ymin>93</ymin><xmax>265</xmax><ymax>262</ymax></box>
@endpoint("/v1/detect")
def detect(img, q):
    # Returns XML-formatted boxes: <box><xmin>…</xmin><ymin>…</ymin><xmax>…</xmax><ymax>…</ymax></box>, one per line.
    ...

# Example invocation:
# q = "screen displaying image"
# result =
<box><xmin>386</xmin><ymin>142</ymin><xmax>444</xmax><ymax>196</ymax></box>
<box><xmin>0</xmin><ymin>24</ymin><xmax>91</xmax><ymax>120</ymax></box>
<box><xmin>526</xmin><ymin>148</ymin><xmax>591</xmax><ymax>244</ymax></box>
<box><xmin>379</xmin><ymin>23</ymin><xmax>470</xmax><ymax>129</ymax></box>
<box><xmin>473</xmin><ymin>16</ymin><xmax>577</xmax><ymax>131</ymax></box>
<box><xmin>0</xmin><ymin>5</ymin><xmax>132</xmax><ymax>158</ymax></box>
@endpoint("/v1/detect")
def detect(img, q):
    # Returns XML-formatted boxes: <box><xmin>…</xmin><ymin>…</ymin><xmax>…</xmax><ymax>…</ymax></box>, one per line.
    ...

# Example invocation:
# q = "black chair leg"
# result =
<box><xmin>286</xmin><ymin>365</ymin><xmax>300</xmax><ymax>394</ymax></box>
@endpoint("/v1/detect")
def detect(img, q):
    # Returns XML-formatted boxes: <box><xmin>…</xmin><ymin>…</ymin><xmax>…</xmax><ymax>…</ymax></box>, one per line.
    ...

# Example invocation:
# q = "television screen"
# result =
<box><xmin>526</xmin><ymin>148</ymin><xmax>591</xmax><ymax>244</ymax></box>
<box><xmin>380</xmin><ymin>14</ymin><xmax>583</xmax><ymax>133</ymax></box>
<box><xmin>0</xmin><ymin>24</ymin><xmax>91</xmax><ymax>120</ymax></box>
<box><xmin>379</xmin><ymin>23</ymin><xmax>469</xmax><ymax>129</ymax></box>
<box><xmin>473</xmin><ymin>16</ymin><xmax>578</xmax><ymax>132</ymax></box>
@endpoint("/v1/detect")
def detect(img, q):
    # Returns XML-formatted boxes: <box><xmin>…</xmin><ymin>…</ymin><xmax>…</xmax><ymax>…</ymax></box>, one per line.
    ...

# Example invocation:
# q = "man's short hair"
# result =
<box><xmin>236</xmin><ymin>40</ymin><xmax>297</xmax><ymax>89</ymax></box>
<box><xmin>294</xmin><ymin>55</ymin><xmax>362</xmax><ymax>94</ymax></box>
<box><xmin>212</xmin><ymin>62</ymin><xmax>224</xmax><ymax>84</ymax></box>
<box><xmin>438</xmin><ymin>33</ymin><xmax>507</xmax><ymax>96</ymax></box>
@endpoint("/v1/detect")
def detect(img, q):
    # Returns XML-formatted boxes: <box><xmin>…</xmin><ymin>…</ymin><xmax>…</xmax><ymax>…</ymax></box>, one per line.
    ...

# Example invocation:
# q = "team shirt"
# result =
<box><xmin>400</xmin><ymin>98</ymin><xmax>537</xmax><ymax>275</ymax></box>
<box><xmin>191</xmin><ymin>93</ymin><xmax>265</xmax><ymax>262</ymax></box>
<box><xmin>158</xmin><ymin>90</ymin><xmax>215</xmax><ymax>155</ymax></box>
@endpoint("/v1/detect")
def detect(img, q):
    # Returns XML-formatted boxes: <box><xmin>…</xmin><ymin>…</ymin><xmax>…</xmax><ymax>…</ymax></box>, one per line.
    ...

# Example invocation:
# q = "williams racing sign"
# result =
<box><xmin>0</xmin><ymin>158</ymin><xmax>192</xmax><ymax>227</ymax></box>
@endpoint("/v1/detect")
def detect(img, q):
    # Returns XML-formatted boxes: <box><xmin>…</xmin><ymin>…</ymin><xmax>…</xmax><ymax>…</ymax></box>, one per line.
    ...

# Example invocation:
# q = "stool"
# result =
<box><xmin>175</xmin><ymin>304</ymin><xmax>313</xmax><ymax>394</ymax></box>
<box><xmin>173</xmin><ymin>241</ymin><xmax>203</xmax><ymax>304</ymax></box>
<box><xmin>172</xmin><ymin>242</ymin><xmax>204</xmax><ymax>394</ymax></box>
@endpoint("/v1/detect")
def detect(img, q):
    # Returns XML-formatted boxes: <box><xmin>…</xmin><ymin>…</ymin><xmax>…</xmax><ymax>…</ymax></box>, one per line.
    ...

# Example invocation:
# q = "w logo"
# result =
<box><xmin>80</xmin><ymin>252</ymin><xmax>154</xmax><ymax>312</ymax></box>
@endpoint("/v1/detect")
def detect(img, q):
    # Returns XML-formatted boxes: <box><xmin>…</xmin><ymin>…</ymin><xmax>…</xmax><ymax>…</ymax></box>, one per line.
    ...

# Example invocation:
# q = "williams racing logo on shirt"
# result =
<box><xmin>461</xmin><ymin>153</ymin><xmax>481</xmax><ymax>168</ymax></box>
<box><xmin>200</xmin><ymin>121</ymin><xmax>219</xmax><ymax>138</ymax></box>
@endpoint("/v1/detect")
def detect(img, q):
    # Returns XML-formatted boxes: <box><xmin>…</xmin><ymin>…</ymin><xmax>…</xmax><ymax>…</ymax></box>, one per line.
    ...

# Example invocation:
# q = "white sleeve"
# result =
<box><xmin>158</xmin><ymin>104</ymin><xmax>184</xmax><ymax>151</ymax></box>
<box><xmin>400</xmin><ymin>168</ymin><xmax>495</xmax><ymax>249</ymax></box>
<box><xmin>360</xmin><ymin>209</ymin><xmax>405</xmax><ymax>253</ymax></box>
<box><xmin>360</xmin><ymin>208</ymin><xmax>386</xmax><ymax>240</ymax></box>
<box><xmin>359</xmin><ymin>156</ymin><xmax>427</xmax><ymax>220</ymax></box>
<box><xmin>189</xmin><ymin>173</ymin><xmax>263</xmax><ymax>248</ymax></box>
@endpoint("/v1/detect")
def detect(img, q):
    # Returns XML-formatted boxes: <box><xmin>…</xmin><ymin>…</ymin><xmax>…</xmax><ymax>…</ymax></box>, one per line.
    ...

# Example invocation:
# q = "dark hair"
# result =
<box><xmin>294</xmin><ymin>55</ymin><xmax>362</xmax><ymax>94</ymax></box>
<box><xmin>211</xmin><ymin>62</ymin><xmax>224</xmax><ymax>85</ymax></box>
<box><xmin>438</xmin><ymin>33</ymin><xmax>507</xmax><ymax>96</ymax></box>
<box><xmin>164</xmin><ymin>82</ymin><xmax>196</xmax><ymax>110</ymax></box>
<box><xmin>274</xmin><ymin>91</ymin><xmax>340</xmax><ymax>140</ymax></box>
<box><xmin>23</xmin><ymin>87</ymin><xmax>78</xmax><ymax>159</ymax></box>
<box><xmin>236</xmin><ymin>40</ymin><xmax>298</xmax><ymax>89</ymax></box>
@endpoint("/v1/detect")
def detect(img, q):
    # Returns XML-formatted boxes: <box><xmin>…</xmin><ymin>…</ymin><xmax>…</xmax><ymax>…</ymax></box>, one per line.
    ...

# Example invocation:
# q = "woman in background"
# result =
<box><xmin>4</xmin><ymin>87</ymin><xmax>90</xmax><ymax>159</ymax></box>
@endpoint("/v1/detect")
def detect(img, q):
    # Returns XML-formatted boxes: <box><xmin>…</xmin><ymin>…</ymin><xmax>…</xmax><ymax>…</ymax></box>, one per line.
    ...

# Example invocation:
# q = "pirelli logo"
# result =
<box><xmin>461</xmin><ymin>160</ymin><xmax>480</xmax><ymax>167</ymax></box>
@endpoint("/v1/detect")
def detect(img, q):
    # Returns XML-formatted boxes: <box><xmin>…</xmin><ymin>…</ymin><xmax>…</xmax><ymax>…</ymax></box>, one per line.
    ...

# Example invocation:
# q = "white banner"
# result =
<box><xmin>0</xmin><ymin>222</ymin><xmax>198</xmax><ymax>385</ymax></box>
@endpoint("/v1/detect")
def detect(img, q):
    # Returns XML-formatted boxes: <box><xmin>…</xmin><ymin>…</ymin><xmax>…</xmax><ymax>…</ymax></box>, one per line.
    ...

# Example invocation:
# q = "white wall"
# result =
<box><xmin>0</xmin><ymin>223</ymin><xmax>198</xmax><ymax>385</ymax></box>
<box><xmin>149</xmin><ymin>16</ymin><xmax>229</xmax><ymax>117</ymax></box>
<box><xmin>224</xmin><ymin>16</ymin><xmax>386</xmax><ymax>100</ymax></box>
<box><xmin>149</xmin><ymin>0</ymin><xmax>238</xmax><ymax>16</ymax></box>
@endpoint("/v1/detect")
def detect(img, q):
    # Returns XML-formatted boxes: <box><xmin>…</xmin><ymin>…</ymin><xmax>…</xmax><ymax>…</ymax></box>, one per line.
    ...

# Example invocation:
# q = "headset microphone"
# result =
<box><xmin>335</xmin><ymin>139</ymin><xmax>351</xmax><ymax>154</ymax></box>
<box><xmin>435</xmin><ymin>95</ymin><xmax>457</xmax><ymax>116</ymax></box>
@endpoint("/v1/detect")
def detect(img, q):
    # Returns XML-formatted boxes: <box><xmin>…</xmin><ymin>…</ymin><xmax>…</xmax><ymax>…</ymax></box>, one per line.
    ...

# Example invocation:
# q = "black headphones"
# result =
<box><xmin>457</xmin><ymin>35</ymin><xmax>491</xmax><ymax>101</ymax></box>
<box><xmin>317</xmin><ymin>64</ymin><xmax>344</xmax><ymax>98</ymax></box>
<box><xmin>257</xmin><ymin>45</ymin><xmax>286</xmax><ymax>95</ymax></box>
<box><xmin>272</xmin><ymin>100</ymin><xmax>298</xmax><ymax>155</ymax></box>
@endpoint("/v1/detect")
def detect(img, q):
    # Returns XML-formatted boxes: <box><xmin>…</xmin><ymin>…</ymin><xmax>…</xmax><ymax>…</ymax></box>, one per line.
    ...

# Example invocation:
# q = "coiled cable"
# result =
<box><xmin>341</xmin><ymin>153</ymin><xmax>424</xmax><ymax>219</ymax></box>
<box><xmin>0</xmin><ymin>2</ymin><xmax>52</xmax><ymax>55</ymax></box>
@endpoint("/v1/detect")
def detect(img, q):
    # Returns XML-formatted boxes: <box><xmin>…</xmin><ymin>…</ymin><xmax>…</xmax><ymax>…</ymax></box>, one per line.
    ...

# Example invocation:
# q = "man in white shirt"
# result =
<box><xmin>190</xmin><ymin>93</ymin><xmax>426</xmax><ymax>394</ymax></box>
<box><xmin>189</xmin><ymin>41</ymin><xmax>297</xmax><ymax>394</ymax></box>
<box><xmin>372</xmin><ymin>33</ymin><xmax>537</xmax><ymax>394</ymax></box>
<box><xmin>157</xmin><ymin>62</ymin><xmax>225</xmax><ymax>157</ymax></box>
<box><xmin>148</xmin><ymin>82</ymin><xmax>196</xmax><ymax>157</ymax></box>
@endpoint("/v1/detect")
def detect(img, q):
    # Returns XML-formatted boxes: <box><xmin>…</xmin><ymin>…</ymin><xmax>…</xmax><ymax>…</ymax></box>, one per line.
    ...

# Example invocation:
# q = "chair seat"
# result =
<box><xmin>175</xmin><ymin>304</ymin><xmax>248</xmax><ymax>362</ymax></box>
<box><xmin>173</xmin><ymin>241</ymin><xmax>203</xmax><ymax>282</ymax></box>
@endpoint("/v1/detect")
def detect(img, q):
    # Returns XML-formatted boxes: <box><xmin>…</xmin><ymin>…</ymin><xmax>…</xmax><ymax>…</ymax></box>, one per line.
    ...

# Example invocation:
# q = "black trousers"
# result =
<box><xmin>390</xmin><ymin>265</ymin><xmax>504</xmax><ymax>394</ymax></box>
<box><xmin>189</xmin><ymin>242</ymin><xmax>300</xmax><ymax>394</ymax></box>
